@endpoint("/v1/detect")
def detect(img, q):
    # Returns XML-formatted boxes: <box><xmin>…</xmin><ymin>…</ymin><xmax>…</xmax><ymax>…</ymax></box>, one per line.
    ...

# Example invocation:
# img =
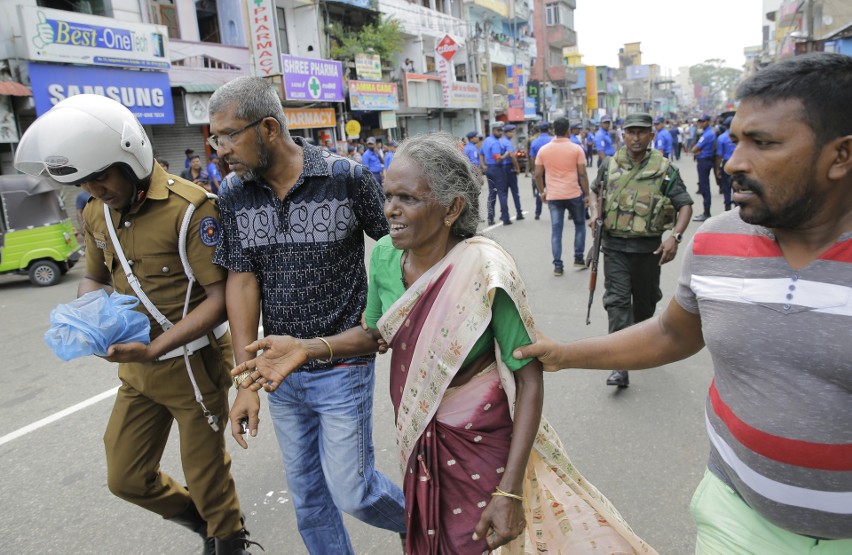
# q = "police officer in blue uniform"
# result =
<box><xmin>463</xmin><ymin>131</ymin><xmax>481</xmax><ymax>168</ymax></box>
<box><xmin>653</xmin><ymin>116</ymin><xmax>673</xmax><ymax>158</ymax></box>
<box><xmin>501</xmin><ymin>124</ymin><xmax>523</xmax><ymax>221</ymax></box>
<box><xmin>479</xmin><ymin>122</ymin><xmax>511</xmax><ymax>225</ymax></box>
<box><xmin>714</xmin><ymin>115</ymin><xmax>736</xmax><ymax>211</ymax></box>
<box><xmin>691</xmin><ymin>114</ymin><xmax>716</xmax><ymax>221</ymax></box>
<box><xmin>529</xmin><ymin>121</ymin><xmax>553</xmax><ymax>219</ymax></box>
<box><xmin>595</xmin><ymin>116</ymin><xmax>615</xmax><ymax>167</ymax></box>
<box><xmin>361</xmin><ymin>137</ymin><xmax>384</xmax><ymax>187</ymax></box>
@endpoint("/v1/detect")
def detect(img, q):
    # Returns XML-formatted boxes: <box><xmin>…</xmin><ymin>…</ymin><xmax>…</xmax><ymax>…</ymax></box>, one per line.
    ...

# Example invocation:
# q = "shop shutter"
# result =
<box><xmin>149</xmin><ymin>90</ymin><xmax>208</xmax><ymax>172</ymax></box>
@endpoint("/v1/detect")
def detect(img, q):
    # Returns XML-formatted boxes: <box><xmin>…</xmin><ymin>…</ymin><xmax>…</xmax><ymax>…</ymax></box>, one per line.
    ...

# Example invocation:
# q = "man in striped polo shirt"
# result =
<box><xmin>514</xmin><ymin>52</ymin><xmax>852</xmax><ymax>552</ymax></box>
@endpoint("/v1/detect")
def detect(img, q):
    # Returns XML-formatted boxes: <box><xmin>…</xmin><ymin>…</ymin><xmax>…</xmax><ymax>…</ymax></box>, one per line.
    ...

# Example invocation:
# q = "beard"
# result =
<box><xmin>732</xmin><ymin>173</ymin><xmax>821</xmax><ymax>230</ymax></box>
<box><xmin>227</xmin><ymin>130</ymin><xmax>270</xmax><ymax>183</ymax></box>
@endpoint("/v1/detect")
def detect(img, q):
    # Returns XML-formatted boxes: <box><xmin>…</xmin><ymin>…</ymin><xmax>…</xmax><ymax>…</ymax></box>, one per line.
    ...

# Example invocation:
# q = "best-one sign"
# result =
<box><xmin>18</xmin><ymin>5</ymin><xmax>170</xmax><ymax>69</ymax></box>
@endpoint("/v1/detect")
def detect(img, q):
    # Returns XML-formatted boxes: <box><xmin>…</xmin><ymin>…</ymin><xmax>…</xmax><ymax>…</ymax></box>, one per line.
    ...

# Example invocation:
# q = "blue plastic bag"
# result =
<box><xmin>44</xmin><ymin>290</ymin><xmax>151</xmax><ymax>361</ymax></box>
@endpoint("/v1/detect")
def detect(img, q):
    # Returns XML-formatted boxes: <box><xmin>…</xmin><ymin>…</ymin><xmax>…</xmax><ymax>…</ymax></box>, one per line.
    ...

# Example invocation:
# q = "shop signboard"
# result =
<box><xmin>355</xmin><ymin>53</ymin><xmax>382</xmax><ymax>81</ymax></box>
<box><xmin>247</xmin><ymin>0</ymin><xmax>282</xmax><ymax>76</ymax></box>
<box><xmin>507</xmin><ymin>64</ymin><xmax>525</xmax><ymax>121</ymax></box>
<box><xmin>348</xmin><ymin>80</ymin><xmax>399</xmax><ymax>111</ymax></box>
<box><xmin>18</xmin><ymin>5</ymin><xmax>170</xmax><ymax>69</ymax></box>
<box><xmin>284</xmin><ymin>108</ymin><xmax>337</xmax><ymax>129</ymax></box>
<box><xmin>28</xmin><ymin>62</ymin><xmax>174</xmax><ymax>124</ymax></box>
<box><xmin>281</xmin><ymin>55</ymin><xmax>344</xmax><ymax>102</ymax></box>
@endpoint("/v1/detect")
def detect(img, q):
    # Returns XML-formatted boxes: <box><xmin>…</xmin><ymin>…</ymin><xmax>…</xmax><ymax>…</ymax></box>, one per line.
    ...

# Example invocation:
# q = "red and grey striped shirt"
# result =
<box><xmin>676</xmin><ymin>209</ymin><xmax>852</xmax><ymax>539</ymax></box>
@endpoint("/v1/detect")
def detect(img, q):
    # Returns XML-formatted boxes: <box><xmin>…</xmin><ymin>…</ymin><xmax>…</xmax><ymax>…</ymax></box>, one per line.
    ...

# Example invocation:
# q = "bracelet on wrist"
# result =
<box><xmin>491</xmin><ymin>486</ymin><xmax>524</xmax><ymax>502</ymax></box>
<box><xmin>316</xmin><ymin>337</ymin><xmax>334</xmax><ymax>364</ymax></box>
<box><xmin>233</xmin><ymin>369</ymin><xmax>252</xmax><ymax>389</ymax></box>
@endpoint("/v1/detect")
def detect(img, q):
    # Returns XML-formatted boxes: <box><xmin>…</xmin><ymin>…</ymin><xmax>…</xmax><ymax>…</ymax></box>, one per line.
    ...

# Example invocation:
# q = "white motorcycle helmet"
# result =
<box><xmin>15</xmin><ymin>94</ymin><xmax>154</xmax><ymax>186</ymax></box>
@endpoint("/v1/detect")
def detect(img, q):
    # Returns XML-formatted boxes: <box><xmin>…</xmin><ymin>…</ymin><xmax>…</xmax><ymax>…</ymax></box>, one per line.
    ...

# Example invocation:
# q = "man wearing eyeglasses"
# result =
<box><xmin>208</xmin><ymin>77</ymin><xmax>405</xmax><ymax>554</ymax></box>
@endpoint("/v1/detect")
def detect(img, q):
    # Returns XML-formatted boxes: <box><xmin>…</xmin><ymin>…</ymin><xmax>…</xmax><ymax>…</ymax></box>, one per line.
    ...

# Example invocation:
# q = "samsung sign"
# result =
<box><xmin>28</xmin><ymin>63</ymin><xmax>175</xmax><ymax>125</ymax></box>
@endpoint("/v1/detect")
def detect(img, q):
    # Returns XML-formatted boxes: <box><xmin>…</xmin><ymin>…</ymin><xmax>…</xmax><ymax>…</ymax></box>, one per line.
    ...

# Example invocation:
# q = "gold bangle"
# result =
<box><xmin>491</xmin><ymin>487</ymin><xmax>524</xmax><ymax>502</ymax></box>
<box><xmin>233</xmin><ymin>369</ymin><xmax>252</xmax><ymax>389</ymax></box>
<box><xmin>316</xmin><ymin>337</ymin><xmax>333</xmax><ymax>364</ymax></box>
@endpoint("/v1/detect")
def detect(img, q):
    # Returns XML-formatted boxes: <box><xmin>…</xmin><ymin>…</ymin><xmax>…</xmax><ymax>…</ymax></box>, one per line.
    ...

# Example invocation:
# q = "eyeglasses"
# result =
<box><xmin>207</xmin><ymin>117</ymin><xmax>268</xmax><ymax>150</ymax></box>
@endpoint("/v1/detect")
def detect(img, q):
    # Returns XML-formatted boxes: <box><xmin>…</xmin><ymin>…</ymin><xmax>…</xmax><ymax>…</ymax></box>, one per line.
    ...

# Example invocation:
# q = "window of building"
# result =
<box><xmin>38</xmin><ymin>0</ymin><xmax>108</xmax><ymax>16</ymax></box>
<box><xmin>545</xmin><ymin>3</ymin><xmax>560</xmax><ymax>26</ymax></box>
<box><xmin>195</xmin><ymin>0</ymin><xmax>221</xmax><ymax>43</ymax></box>
<box><xmin>550</xmin><ymin>47</ymin><xmax>563</xmax><ymax>67</ymax></box>
<box><xmin>148</xmin><ymin>0</ymin><xmax>180</xmax><ymax>39</ymax></box>
<box><xmin>276</xmin><ymin>7</ymin><xmax>290</xmax><ymax>54</ymax></box>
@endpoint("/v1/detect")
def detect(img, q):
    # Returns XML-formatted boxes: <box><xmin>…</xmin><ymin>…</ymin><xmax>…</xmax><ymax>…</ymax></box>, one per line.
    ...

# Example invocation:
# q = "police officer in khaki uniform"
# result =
<box><xmin>590</xmin><ymin>112</ymin><xmax>693</xmax><ymax>388</ymax></box>
<box><xmin>14</xmin><ymin>95</ymin><xmax>256</xmax><ymax>555</ymax></box>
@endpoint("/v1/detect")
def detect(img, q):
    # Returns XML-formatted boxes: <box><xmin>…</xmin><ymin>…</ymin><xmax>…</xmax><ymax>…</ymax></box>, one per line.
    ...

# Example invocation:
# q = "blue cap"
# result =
<box><xmin>503</xmin><ymin>124</ymin><xmax>516</xmax><ymax>131</ymax></box>
<box><xmin>538</xmin><ymin>121</ymin><xmax>550</xmax><ymax>130</ymax></box>
<box><xmin>466</xmin><ymin>131</ymin><xmax>477</xmax><ymax>139</ymax></box>
<box><xmin>698</xmin><ymin>114</ymin><xmax>711</xmax><ymax>122</ymax></box>
<box><xmin>654</xmin><ymin>116</ymin><xmax>665</xmax><ymax>125</ymax></box>
<box><xmin>601</xmin><ymin>115</ymin><xmax>612</xmax><ymax>123</ymax></box>
<box><xmin>723</xmin><ymin>116</ymin><xmax>733</xmax><ymax>127</ymax></box>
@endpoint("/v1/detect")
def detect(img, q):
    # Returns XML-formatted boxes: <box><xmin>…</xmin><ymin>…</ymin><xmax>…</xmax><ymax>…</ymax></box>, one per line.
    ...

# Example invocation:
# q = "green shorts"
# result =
<box><xmin>690</xmin><ymin>470</ymin><xmax>852</xmax><ymax>555</ymax></box>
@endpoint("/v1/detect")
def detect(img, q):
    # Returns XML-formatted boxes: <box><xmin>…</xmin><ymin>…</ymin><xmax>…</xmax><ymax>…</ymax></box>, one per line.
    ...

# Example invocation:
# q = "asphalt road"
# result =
<box><xmin>0</xmin><ymin>156</ymin><xmax>717</xmax><ymax>554</ymax></box>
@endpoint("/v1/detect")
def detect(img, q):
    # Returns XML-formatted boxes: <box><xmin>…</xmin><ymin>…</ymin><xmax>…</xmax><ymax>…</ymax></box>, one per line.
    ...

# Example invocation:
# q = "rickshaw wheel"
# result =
<box><xmin>29</xmin><ymin>260</ymin><xmax>61</xmax><ymax>287</ymax></box>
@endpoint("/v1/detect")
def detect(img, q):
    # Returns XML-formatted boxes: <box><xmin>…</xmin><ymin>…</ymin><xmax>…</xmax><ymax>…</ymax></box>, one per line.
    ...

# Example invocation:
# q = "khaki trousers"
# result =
<box><xmin>103</xmin><ymin>334</ymin><xmax>242</xmax><ymax>539</ymax></box>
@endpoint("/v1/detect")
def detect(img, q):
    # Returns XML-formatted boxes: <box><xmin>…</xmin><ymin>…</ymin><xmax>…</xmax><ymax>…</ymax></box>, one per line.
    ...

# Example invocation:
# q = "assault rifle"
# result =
<box><xmin>586</xmin><ymin>182</ymin><xmax>605</xmax><ymax>325</ymax></box>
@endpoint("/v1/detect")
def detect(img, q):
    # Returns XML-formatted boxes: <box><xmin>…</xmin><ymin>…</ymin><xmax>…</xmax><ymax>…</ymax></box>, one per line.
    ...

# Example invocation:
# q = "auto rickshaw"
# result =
<box><xmin>0</xmin><ymin>174</ymin><xmax>81</xmax><ymax>286</ymax></box>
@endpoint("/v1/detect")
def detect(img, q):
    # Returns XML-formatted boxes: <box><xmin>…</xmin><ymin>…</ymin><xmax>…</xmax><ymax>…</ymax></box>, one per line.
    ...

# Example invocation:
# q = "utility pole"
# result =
<box><xmin>805</xmin><ymin>0</ymin><xmax>815</xmax><ymax>53</ymax></box>
<box><xmin>484</xmin><ymin>18</ymin><xmax>495</xmax><ymax>125</ymax></box>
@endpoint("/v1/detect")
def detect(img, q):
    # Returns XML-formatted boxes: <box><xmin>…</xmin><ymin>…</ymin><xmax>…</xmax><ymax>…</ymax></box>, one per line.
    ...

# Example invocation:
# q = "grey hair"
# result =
<box><xmin>394</xmin><ymin>132</ymin><xmax>481</xmax><ymax>239</ymax></box>
<box><xmin>209</xmin><ymin>76</ymin><xmax>288</xmax><ymax>133</ymax></box>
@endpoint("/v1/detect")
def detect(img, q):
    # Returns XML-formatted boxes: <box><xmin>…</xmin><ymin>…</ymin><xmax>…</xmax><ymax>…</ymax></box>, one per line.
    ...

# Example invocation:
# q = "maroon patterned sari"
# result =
<box><xmin>377</xmin><ymin>237</ymin><xmax>656</xmax><ymax>555</ymax></box>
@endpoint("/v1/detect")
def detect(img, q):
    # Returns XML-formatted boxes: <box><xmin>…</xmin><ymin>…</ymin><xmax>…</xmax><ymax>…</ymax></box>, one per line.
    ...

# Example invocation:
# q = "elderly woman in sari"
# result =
<box><xmin>232</xmin><ymin>133</ymin><xmax>655</xmax><ymax>555</ymax></box>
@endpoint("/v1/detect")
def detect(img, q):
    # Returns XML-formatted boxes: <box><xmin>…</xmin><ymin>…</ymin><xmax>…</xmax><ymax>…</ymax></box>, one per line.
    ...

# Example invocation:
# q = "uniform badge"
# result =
<box><xmin>200</xmin><ymin>216</ymin><xmax>221</xmax><ymax>246</ymax></box>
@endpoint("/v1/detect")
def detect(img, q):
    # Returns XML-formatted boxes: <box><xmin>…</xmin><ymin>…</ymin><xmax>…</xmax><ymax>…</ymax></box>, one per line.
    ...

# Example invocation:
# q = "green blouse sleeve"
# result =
<box><xmin>365</xmin><ymin>236</ymin><xmax>404</xmax><ymax>329</ymax></box>
<box><xmin>490</xmin><ymin>287</ymin><xmax>534</xmax><ymax>371</ymax></box>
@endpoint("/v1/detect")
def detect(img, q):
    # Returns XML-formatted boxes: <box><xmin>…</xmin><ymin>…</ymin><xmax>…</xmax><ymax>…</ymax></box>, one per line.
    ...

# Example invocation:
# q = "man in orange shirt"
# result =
<box><xmin>534</xmin><ymin>117</ymin><xmax>590</xmax><ymax>275</ymax></box>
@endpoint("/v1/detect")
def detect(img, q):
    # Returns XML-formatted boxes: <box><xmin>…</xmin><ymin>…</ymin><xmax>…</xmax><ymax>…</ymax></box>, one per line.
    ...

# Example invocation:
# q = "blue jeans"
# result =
<box><xmin>531</xmin><ymin>182</ymin><xmax>542</xmax><ymax>217</ymax></box>
<box><xmin>267</xmin><ymin>361</ymin><xmax>406</xmax><ymax>554</ymax></box>
<box><xmin>548</xmin><ymin>197</ymin><xmax>586</xmax><ymax>268</ymax></box>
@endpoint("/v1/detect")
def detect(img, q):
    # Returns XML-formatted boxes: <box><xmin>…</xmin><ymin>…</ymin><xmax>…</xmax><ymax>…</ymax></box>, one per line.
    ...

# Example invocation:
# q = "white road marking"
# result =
<box><xmin>1</xmin><ymin>325</ymin><xmax>266</xmax><ymax>447</ymax></box>
<box><xmin>0</xmin><ymin>386</ymin><xmax>119</xmax><ymax>447</ymax></box>
<box><xmin>482</xmin><ymin>211</ymin><xmax>528</xmax><ymax>232</ymax></box>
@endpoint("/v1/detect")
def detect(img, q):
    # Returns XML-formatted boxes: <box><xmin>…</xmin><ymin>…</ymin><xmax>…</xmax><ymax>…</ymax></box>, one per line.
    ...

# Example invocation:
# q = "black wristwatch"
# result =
<box><xmin>673</xmin><ymin>232</ymin><xmax>684</xmax><ymax>243</ymax></box>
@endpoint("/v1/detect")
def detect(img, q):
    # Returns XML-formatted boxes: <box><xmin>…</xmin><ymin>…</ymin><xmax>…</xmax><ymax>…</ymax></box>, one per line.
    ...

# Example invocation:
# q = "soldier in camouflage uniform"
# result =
<box><xmin>591</xmin><ymin>112</ymin><xmax>693</xmax><ymax>388</ymax></box>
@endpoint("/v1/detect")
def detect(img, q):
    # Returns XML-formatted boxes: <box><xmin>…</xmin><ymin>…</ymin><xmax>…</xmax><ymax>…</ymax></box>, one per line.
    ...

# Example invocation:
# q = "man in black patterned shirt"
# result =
<box><xmin>209</xmin><ymin>77</ymin><xmax>404</xmax><ymax>554</ymax></box>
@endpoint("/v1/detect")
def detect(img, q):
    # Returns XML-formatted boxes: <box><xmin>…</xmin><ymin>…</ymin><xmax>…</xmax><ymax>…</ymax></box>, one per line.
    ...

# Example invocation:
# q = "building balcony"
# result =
<box><xmin>511</xmin><ymin>1</ymin><xmax>530</xmax><ymax>21</ymax></box>
<box><xmin>167</xmin><ymin>40</ymin><xmax>251</xmax><ymax>85</ymax></box>
<box><xmin>464</xmin><ymin>0</ymin><xmax>509</xmax><ymax>19</ymax></box>
<box><xmin>482</xmin><ymin>92</ymin><xmax>508</xmax><ymax>113</ymax></box>
<box><xmin>546</xmin><ymin>24</ymin><xmax>577</xmax><ymax>48</ymax></box>
<box><xmin>379</xmin><ymin>0</ymin><xmax>466</xmax><ymax>38</ymax></box>
<box><xmin>479</xmin><ymin>39</ymin><xmax>531</xmax><ymax>68</ymax></box>
<box><xmin>544</xmin><ymin>64</ymin><xmax>578</xmax><ymax>86</ymax></box>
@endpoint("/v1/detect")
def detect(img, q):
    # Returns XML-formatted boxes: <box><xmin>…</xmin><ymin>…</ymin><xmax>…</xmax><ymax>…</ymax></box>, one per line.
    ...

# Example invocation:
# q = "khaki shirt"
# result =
<box><xmin>83</xmin><ymin>164</ymin><xmax>226</xmax><ymax>339</ymax></box>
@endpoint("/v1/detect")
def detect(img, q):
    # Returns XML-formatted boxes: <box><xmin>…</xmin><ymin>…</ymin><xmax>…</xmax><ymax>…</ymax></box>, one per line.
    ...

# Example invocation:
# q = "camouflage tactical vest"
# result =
<box><xmin>602</xmin><ymin>149</ymin><xmax>675</xmax><ymax>238</ymax></box>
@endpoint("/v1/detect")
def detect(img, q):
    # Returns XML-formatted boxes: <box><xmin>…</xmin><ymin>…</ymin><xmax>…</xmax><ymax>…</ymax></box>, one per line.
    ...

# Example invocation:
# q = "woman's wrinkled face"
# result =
<box><xmin>383</xmin><ymin>156</ymin><xmax>449</xmax><ymax>251</ymax></box>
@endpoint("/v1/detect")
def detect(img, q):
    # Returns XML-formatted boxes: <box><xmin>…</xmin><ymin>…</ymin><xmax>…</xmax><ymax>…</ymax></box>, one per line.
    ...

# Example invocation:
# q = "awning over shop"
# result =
<box><xmin>0</xmin><ymin>81</ymin><xmax>32</xmax><ymax>96</ymax></box>
<box><xmin>176</xmin><ymin>84</ymin><xmax>220</xmax><ymax>93</ymax></box>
